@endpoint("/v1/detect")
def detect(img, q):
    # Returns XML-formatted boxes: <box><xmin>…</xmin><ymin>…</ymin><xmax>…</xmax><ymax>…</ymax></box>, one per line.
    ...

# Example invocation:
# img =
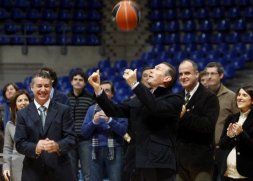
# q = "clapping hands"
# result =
<box><xmin>226</xmin><ymin>123</ymin><xmax>243</xmax><ymax>138</ymax></box>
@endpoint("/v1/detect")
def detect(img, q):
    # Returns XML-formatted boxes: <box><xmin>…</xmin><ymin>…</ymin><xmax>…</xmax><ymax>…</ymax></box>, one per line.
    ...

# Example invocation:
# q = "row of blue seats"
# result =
<box><xmin>0</xmin><ymin>0</ymin><xmax>102</xmax><ymax>9</ymax></box>
<box><xmin>0</xmin><ymin>8</ymin><xmax>102</xmax><ymax>21</ymax></box>
<box><xmin>149</xmin><ymin>0</ymin><xmax>252</xmax><ymax>8</ymax></box>
<box><xmin>2</xmin><ymin>22</ymin><xmax>101</xmax><ymax>34</ymax></box>
<box><xmin>0</xmin><ymin>34</ymin><xmax>100</xmax><ymax>45</ymax></box>
<box><xmin>150</xmin><ymin>7</ymin><xmax>253</xmax><ymax>20</ymax></box>
<box><xmin>152</xmin><ymin>32</ymin><xmax>253</xmax><ymax>44</ymax></box>
<box><xmin>151</xmin><ymin>19</ymin><xmax>249</xmax><ymax>32</ymax></box>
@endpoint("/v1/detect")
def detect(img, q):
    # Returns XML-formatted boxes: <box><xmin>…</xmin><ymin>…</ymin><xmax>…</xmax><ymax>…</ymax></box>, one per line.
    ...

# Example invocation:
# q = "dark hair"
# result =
<box><xmin>31</xmin><ymin>70</ymin><xmax>52</xmax><ymax>86</ymax></box>
<box><xmin>101</xmin><ymin>80</ymin><xmax>115</xmax><ymax>95</ymax></box>
<box><xmin>180</xmin><ymin>59</ymin><xmax>199</xmax><ymax>71</ymax></box>
<box><xmin>10</xmin><ymin>90</ymin><xmax>31</xmax><ymax>125</ymax></box>
<box><xmin>236</xmin><ymin>85</ymin><xmax>253</xmax><ymax>104</ymax></box>
<box><xmin>69</xmin><ymin>68</ymin><xmax>88</xmax><ymax>82</ymax></box>
<box><xmin>205</xmin><ymin>62</ymin><xmax>224</xmax><ymax>74</ymax></box>
<box><xmin>199</xmin><ymin>70</ymin><xmax>207</xmax><ymax>80</ymax></box>
<box><xmin>141</xmin><ymin>66</ymin><xmax>152</xmax><ymax>75</ymax></box>
<box><xmin>161</xmin><ymin>62</ymin><xmax>177</xmax><ymax>87</ymax></box>
<box><xmin>40</xmin><ymin>67</ymin><xmax>58</xmax><ymax>87</ymax></box>
<box><xmin>2</xmin><ymin>82</ymin><xmax>19</xmax><ymax>100</ymax></box>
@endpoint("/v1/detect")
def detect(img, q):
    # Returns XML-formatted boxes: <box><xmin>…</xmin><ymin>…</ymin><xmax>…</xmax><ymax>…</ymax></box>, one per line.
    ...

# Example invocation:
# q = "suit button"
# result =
<box><xmin>237</xmin><ymin>152</ymin><xmax>240</xmax><ymax>155</ymax></box>
<box><xmin>216</xmin><ymin>145</ymin><xmax>220</xmax><ymax>149</ymax></box>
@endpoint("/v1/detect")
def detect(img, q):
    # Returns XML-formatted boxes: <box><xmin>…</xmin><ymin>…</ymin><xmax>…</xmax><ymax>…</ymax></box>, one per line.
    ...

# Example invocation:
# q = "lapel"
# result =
<box><xmin>28</xmin><ymin>103</ymin><xmax>44</xmax><ymax>136</ymax></box>
<box><xmin>43</xmin><ymin>101</ymin><xmax>58</xmax><ymax>135</ymax></box>
<box><xmin>185</xmin><ymin>84</ymin><xmax>204</xmax><ymax>109</ymax></box>
<box><xmin>242</xmin><ymin>110</ymin><xmax>253</xmax><ymax>131</ymax></box>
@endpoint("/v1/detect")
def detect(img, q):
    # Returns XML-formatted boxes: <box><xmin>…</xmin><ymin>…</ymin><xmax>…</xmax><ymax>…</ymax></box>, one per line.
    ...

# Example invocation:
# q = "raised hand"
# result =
<box><xmin>123</xmin><ymin>69</ymin><xmax>137</xmax><ymax>87</ymax></box>
<box><xmin>88</xmin><ymin>69</ymin><xmax>101</xmax><ymax>94</ymax></box>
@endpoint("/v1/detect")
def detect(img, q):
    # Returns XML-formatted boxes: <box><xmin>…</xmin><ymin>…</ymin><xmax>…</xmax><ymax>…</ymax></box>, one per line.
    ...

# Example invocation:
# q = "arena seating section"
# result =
<box><xmin>1</xmin><ymin>0</ymin><xmax>253</xmax><ymax>104</ymax></box>
<box><xmin>0</xmin><ymin>0</ymin><xmax>102</xmax><ymax>45</ymax></box>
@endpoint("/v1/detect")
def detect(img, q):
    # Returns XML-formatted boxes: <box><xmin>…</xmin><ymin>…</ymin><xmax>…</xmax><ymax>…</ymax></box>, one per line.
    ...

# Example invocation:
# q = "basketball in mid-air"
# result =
<box><xmin>112</xmin><ymin>0</ymin><xmax>141</xmax><ymax>32</ymax></box>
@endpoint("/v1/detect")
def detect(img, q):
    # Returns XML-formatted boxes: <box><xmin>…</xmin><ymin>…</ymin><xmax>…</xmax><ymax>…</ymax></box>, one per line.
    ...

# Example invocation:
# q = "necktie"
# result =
<box><xmin>185</xmin><ymin>92</ymin><xmax>191</xmax><ymax>105</ymax></box>
<box><xmin>38</xmin><ymin>106</ymin><xmax>47</xmax><ymax>129</ymax></box>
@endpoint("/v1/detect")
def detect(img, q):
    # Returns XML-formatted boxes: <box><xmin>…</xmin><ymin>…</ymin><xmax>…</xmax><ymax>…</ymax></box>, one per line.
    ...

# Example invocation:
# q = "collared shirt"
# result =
<box><xmin>50</xmin><ymin>88</ymin><xmax>55</xmax><ymax>99</ymax></box>
<box><xmin>185</xmin><ymin>82</ymin><xmax>200</xmax><ymax>101</ymax></box>
<box><xmin>34</xmin><ymin>99</ymin><xmax>50</xmax><ymax>115</ymax></box>
<box><xmin>225</xmin><ymin>109</ymin><xmax>251</xmax><ymax>179</ymax></box>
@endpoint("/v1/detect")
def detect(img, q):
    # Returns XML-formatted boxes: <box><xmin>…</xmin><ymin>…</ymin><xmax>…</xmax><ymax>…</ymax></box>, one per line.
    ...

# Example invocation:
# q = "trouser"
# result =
<box><xmin>223</xmin><ymin>177</ymin><xmax>251</xmax><ymax>181</ymax></box>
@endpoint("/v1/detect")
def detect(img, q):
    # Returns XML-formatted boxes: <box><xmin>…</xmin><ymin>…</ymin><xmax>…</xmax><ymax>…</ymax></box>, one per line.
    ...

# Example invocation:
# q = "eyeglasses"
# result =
<box><xmin>206</xmin><ymin>72</ymin><xmax>219</xmax><ymax>76</ymax></box>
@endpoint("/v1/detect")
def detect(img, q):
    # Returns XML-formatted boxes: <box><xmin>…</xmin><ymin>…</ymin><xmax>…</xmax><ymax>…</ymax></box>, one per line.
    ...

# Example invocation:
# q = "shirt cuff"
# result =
<box><xmin>131</xmin><ymin>82</ymin><xmax>139</xmax><ymax>90</ymax></box>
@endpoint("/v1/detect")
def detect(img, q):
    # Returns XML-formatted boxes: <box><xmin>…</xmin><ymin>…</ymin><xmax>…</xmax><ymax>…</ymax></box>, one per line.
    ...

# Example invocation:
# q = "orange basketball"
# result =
<box><xmin>112</xmin><ymin>0</ymin><xmax>140</xmax><ymax>32</ymax></box>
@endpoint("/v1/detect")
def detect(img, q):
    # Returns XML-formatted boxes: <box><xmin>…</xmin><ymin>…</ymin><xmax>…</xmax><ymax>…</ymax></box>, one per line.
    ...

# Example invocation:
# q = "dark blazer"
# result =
<box><xmin>177</xmin><ymin>84</ymin><xmax>219</xmax><ymax>167</ymax></box>
<box><xmin>14</xmin><ymin>101</ymin><xmax>76</xmax><ymax>181</ymax></box>
<box><xmin>219</xmin><ymin>111</ymin><xmax>253</xmax><ymax>179</ymax></box>
<box><xmin>96</xmin><ymin>83</ymin><xmax>184</xmax><ymax>170</ymax></box>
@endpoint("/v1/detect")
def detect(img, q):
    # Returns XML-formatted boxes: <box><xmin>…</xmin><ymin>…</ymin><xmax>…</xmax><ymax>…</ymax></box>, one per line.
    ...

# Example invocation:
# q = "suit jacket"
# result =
<box><xmin>219</xmin><ymin>111</ymin><xmax>253</xmax><ymax>178</ymax></box>
<box><xmin>52</xmin><ymin>89</ymin><xmax>70</xmax><ymax>106</ymax></box>
<box><xmin>14</xmin><ymin>101</ymin><xmax>76</xmax><ymax>181</ymax></box>
<box><xmin>96</xmin><ymin>83</ymin><xmax>184</xmax><ymax>170</ymax></box>
<box><xmin>177</xmin><ymin>84</ymin><xmax>219</xmax><ymax>167</ymax></box>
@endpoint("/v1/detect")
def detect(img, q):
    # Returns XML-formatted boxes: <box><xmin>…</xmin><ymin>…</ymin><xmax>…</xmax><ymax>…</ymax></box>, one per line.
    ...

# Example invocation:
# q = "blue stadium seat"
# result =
<box><xmin>86</xmin><ymin>34</ymin><xmax>100</xmax><ymax>45</ymax></box>
<box><xmin>75</xmin><ymin>0</ymin><xmax>88</xmax><ymax>8</ymax></box>
<box><xmin>226</xmin><ymin>31</ymin><xmax>241</xmax><ymax>43</ymax></box>
<box><xmin>224</xmin><ymin>64</ymin><xmax>235</xmax><ymax>79</ymax></box>
<box><xmin>150</xmin><ymin>0</ymin><xmax>162</xmax><ymax>8</ymax></box>
<box><xmin>27</xmin><ymin>9</ymin><xmax>42</xmax><ymax>20</ymax></box>
<box><xmin>220</xmin><ymin>0</ymin><xmax>236</xmax><ymax>6</ymax></box>
<box><xmin>87</xmin><ymin>10</ymin><xmax>102</xmax><ymax>21</ymax></box>
<box><xmin>162</xmin><ymin>0</ymin><xmax>176</xmax><ymax>8</ymax></box>
<box><xmin>216</xmin><ymin>43</ymin><xmax>230</xmax><ymax>52</ymax></box>
<box><xmin>227</xmin><ymin>7</ymin><xmax>241</xmax><ymax>19</ymax></box>
<box><xmin>243</xmin><ymin>7</ymin><xmax>253</xmax><ymax>18</ymax></box>
<box><xmin>206</xmin><ymin>50</ymin><xmax>222</xmax><ymax>61</ymax></box>
<box><xmin>182</xmin><ymin>33</ymin><xmax>196</xmax><ymax>44</ymax></box>
<box><xmin>45</xmin><ymin>0</ymin><xmax>60</xmax><ymax>8</ymax></box>
<box><xmin>232</xmin><ymin>19</ymin><xmax>246</xmax><ymax>31</ymax></box>
<box><xmin>210</xmin><ymin>7</ymin><xmax>224</xmax><ymax>18</ymax></box>
<box><xmin>152</xmin><ymin>33</ymin><xmax>165</xmax><ymax>44</ymax></box>
<box><xmin>163</xmin><ymin>9</ymin><xmax>177</xmax><ymax>20</ymax></box>
<box><xmin>72</xmin><ymin>35</ymin><xmax>87</xmax><ymax>45</ymax></box>
<box><xmin>151</xmin><ymin>21</ymin><xmax>164</xmax><ymax>32</ymax></box>
<box><xmin>192</xmin><ymin>0</ymin><xmax>206</xmax><ymax>7</ymax></box>
<box><xmin>73</xmin><ymin>9</ymin><xmax>87</xmax><ymax>20</ymax></box>
<box><xmin>30</xmin><ymin>0</ymin><xmax>44</xmax><ymax>7</ymax></box>
<box><xmin>114</xmin><ymin>59</ymin><xmax>128</xmax><ymax>73</ymax></box>
<box><xmin>190</xmin><ymin>50</ymin><xmax>205</xmax><ymax>61</ymax></box>
<box><xmin>89</xmin><ymin>0</ymin><xmax>102</xmax><ymax>9</ymax></box>
<box><xmin>15</xmin><ymin>0</ymin><xmax>30</xmax><ymax>8</ymax></box>
<box><xmin>86</xmin><ymin>22</ymin><xmax>101</xmax><ymax>33</ymax></box>
<box><xmin>233</xmin><ymin>43</ymin><xmax>247</xmax><ymax>52</ymax></box>
<box><xmin>23</xmin><ymin>21</ymin><xmax>38</xmax><ymax>34</ymax></box>
<box><xmin>177</xmin><ymin>0</ymin><xmax>191</xmax><ymax>7</ymax></box>
<box><xmin>57</xmin><ymin>35</ymin><xmax>72</xmax><ymax>45</ymax></box>
<box><xmin>15</xmin><ymin>82</ymin><xmax>25</xmax><ymax>89</ymax></box>
<box><xmin>142</xmin><ymin>51</ymin><xmax>155</xmax><ymax>60</ymax></box>
<box><xmin>42</xmin><ymin>9</ymin><xmax>57</xmax><ymax>20</ymax></box>
<box><xmin>206</xmin><ymin>0</ymin><xmax>220</xmax><ymax>6</ymax></box>
<box><xmin>236</xmin><ymin>0</ymin><xmax>251</xmax><ymax>6</ymax></box>
<box><xmin>174</xmin><ymin>51</ymin><xmax>189</xmax><ymax>65</ymax></box>
<box><xmin>152</xmin><ymin>44</ymin><xmax>165</xmax><ymax>55</ymax></box>
<box><xmin>164</xmin><ymin>33</ymin><xmax>180</xmax><ymax>44</ymax></box>
<box><xmin>200</xmin><ymin>43</ymin><xmax>213</xmax><ymax>52</ymax></box>
<box><xmin>11</xmin><ymin>8</ymin><xmax>26</xmax><ymax>19</ymax></box>
<box><xmin>100</xmin><ymin>67</ymin><xmax>116</xmax><ymax>80</ymax></box>
<box><xmin>212</xmin><ymin>32</ymin><xmax>226</xmax><ymax>43</ymax></box>
<box><xmin>42</xmin><ymin>35</ymin><xmax>57</xmax><ymax>45</ymax></box>
<box><xmin>199</xmin><ymin>20</ymin><xmax>213</xmax><ymax>31</ymax></box>
<box><xmin>11</xmin><ymin>36</ymin><xmax>25</xmax><ymax>45</ymax></box>
<box><xmin>86</xmin><ymin>67</ymin><xmax>97</xmax><ymax>77</ymax></box>
<box><xmin>182</xmin><ymin>20</ymin><xmax>196</xmax><ymax>32</ymax></box>
<box><xmin>197</xmin><ymin>33</ymin><xmax>211</xmax><ymax>43</ymax></box>
<box><xmin>61</xmin><ymin>0</ymin><xmax>75</xmax><ymax>8</ymax></box>
<box><xmin>72</xmin><ymin>23</ymin><xmax>86</xmax><ymax>33</ymax></box>
<box><xmin>56</xmin><ymin>23</ymin><xmax>71</xmax><ymax>33</ymax></box>
<box><xmin>179</xmin><ymin>8</ymin><xmax>193</xmax><ymax>19</ymax></box>
<box><xmin>27</xmin><ymin>37</ymin><xmax>42</xmax><ymax>45</ymax></box>
<box><xmin>145</xmin><ymin>58</ymin><xmax>161</xmax><ymax>67</ymax></box>
<box><xmin>97</xmin><ymin>59</ymin><xmax>111</xmax><ymax>70</ymax></box>
<box><xmin>242</xmin><ymin>32</ymin><xmax>253</xmax><ymax>43</ymax></box>
<box><xmin>39</xmin><ymin>22</ymin><xmax>54</xmax><ymax>34</ymax></box>
<box><xmin>5</xmin><ymin>21</ymin><xmax>21</xmax><ymax>34</ymax></box>
<box><xmin>216</xmin><ymin>19</ymin><xmax>230</xmax><ymax>31</ymax></box>
<box><xmin>164</xmin><ymin>21</ymin><xmax>180</xmax><ymax>32</ymax></box>
<box><xmin>184</xmin><ymin>44</ymin><xmax>197</xmax><ymax>53</ymax></box>
<box><xmin>150</xmin><ymin>10</ymin><xmax>163</xmax><ymax>20</ymax></box>
<box><xmin>0</xmin><ymin>8</ymin><xmax>9</xmax><ymax>19</ymax></box>
<box><xmin>168</xmin><ymin>44</ymin><xmax>181</xmax><ymax>53</ymax></box>
<box><xmin>0</xmin><ymin>36</ymin><xmax>10</xmax><ymax>44</ymax></box>
<box><xmin>59</xmin><ymin>10</ymin><xmax>72</xmax><ymax>20</ymax></box>
<box><xmin>1</xmin><ymin>0</ymin><xmax>13</xmax><ymax>7</ymax></box>
<box><xmin>195</xmin><ymin>8</ymin><xmax>209</xmax><ymax>19</ymax></box>
<box><xmin>157</xmin><ymin>51</ymin><xmax>170</xmax><ymax>61</ymax></box>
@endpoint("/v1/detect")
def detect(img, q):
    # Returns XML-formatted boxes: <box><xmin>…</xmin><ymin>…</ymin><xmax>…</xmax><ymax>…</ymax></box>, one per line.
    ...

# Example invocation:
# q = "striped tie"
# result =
<box><xmin>185</xmin><ymin>92</ymin><xmax>191</xmax><ymax>105</ymax></box>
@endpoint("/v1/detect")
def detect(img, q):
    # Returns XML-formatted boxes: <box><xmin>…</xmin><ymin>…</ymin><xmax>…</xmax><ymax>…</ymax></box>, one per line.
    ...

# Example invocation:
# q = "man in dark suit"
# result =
<box><xmin>177</xmin><ymin>60</ymin><xmax>219</xmax><ymax>181</ymax></box>
<box><xmin>88</xmin><ymin>62</ymin><xmax>184</xmax><ymax>181</ymax></box>
<box><xmin>14</xmin><ymin>70</ymin><xmax>76</xmax><ymax>181</ymax></box>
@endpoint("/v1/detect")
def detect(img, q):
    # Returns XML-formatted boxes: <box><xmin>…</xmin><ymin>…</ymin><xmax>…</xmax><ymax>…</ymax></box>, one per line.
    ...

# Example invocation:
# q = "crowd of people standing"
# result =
<box><xmin>0</xmin><ymin>59</ymin><xmax>252</xmax><ymax>181</ymax></box>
